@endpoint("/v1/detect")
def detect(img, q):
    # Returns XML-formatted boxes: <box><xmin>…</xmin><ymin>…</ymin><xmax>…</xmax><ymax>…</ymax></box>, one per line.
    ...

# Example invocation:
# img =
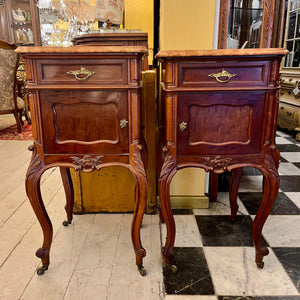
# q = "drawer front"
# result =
<box><xmin>36</xmin><ymin>59</ymin><xmax>128</xmax><ymax>85</ymax></box>
<box><xmin>177</xmin><ymin>92</ymin><xmax>266</xmax><ymax>155</ymax></box>
<box><xmin>40</xmin><ymin>90</ymin><xmax>129</xmax><ymax>154</ymax></box>
<box><xmin>279</xmin><ymin>88</ymin><xmax>300</xmax><ymax>107</ymax></box>
<box><xmin>278</xmin><ymin>102</ymin><xmax>300</xmax><ymax>123</ymax></box>
<box><xmin>178</xmin><ymin>61</ymin><xmax>270</xmax><ymax>88</ymax></box>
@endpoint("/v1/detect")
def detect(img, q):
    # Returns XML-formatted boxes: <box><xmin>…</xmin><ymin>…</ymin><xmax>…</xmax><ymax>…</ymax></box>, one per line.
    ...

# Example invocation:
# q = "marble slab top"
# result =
<box><xmin>156</xmin><ymin>48</ymin><xmax>289</xmax><ymax>59</ymax></box>
<box><xmin>16</xmin><ymin>46</ymin><xmax>148</xmax><ymax>54</ymax></box>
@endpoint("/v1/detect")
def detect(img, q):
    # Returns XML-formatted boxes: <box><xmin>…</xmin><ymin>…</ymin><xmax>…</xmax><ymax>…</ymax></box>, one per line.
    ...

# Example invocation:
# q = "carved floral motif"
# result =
<box><xmin>203</xmin><ymin>156</ymin><xmax>232</xmax><ymax>171</ymax></box>
<box><xmin>71</xmin><ymin>155</ymin><xmax>103</xmax><ymax>172</ymax></box>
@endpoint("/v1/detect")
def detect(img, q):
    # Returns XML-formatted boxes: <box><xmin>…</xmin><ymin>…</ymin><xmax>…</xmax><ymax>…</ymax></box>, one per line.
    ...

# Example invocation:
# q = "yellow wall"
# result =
<box><xmin>160</xmin><ymin>0</ymin><xmax>216</xmax><ymax>50</ymax></box>
<box><xmin>125</xmin><ymin>0</ymin><xmax>153</xmax><ymax>64</ymax></box>
<box><xmin>160</xmin><ymin>0</ymin><xmax>216</xmax><ymax>202</ymax></box>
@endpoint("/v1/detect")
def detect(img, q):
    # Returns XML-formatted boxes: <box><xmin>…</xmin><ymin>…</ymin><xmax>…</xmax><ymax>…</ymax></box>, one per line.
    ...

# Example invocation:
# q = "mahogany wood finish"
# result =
<box><xmin>157</xmin><ymin>48</ymin><xmax>288</xmax><ymax>269</ymax></box>
<box><xmin>17</xmin><ymin>46</ymin><xmax>148</xmax><ymax>276</ymax></box>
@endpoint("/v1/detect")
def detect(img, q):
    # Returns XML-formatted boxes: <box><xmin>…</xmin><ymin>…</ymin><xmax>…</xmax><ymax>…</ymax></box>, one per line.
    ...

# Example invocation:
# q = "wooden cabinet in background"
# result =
<box><xmin>0</xmin><ymin>0</ymin><xmax>41</xmax><ymax>45</ymax></box>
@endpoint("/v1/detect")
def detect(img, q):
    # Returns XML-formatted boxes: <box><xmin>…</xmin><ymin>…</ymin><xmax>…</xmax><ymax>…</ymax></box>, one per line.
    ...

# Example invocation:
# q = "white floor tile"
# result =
<box><xmin>204</xmin><ymin>247</ymin><xmax>299</xmax><ymax>296</ymax></box>
<box><xmin>263</xmin><ymin>215</ymin><xmax>300</xmax><ymax>247</ymax></box>
<box><xmin>280</xmin><ymin>152</ymin><xmax>300</xmax><ymax>163</ymax></box>
<box><xmin>276</xmin><ymin>136</ymin><xmax>293</xmax><ymax>144</ymax></box>
<box><xmin>193</xmin><ymin>192</ymin><xmax>248</xmax><ymax>216</ymax></box>
<box><xmin>279</xmin><ymin>162</ymin><xmax>300</xmax><ymax>175</ymax></box>
<box><xmin>286</xmin><ymin>192</ymin><xmax>300</xmax><ymax>209</ymax></box>
<box><xmin>161</xmin><ymin>215</ymin><xmax>203</xmax><ymax>247</ymax></box>
<box><xmin>238</xmin><ymin>175</ymin><xmax>263</xmax><ymax>192</ymax></box>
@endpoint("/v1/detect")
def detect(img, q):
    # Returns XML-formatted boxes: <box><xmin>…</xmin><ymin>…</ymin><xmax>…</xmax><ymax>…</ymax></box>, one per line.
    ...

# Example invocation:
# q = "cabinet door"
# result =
<box><xmin>177</xmin><ymin>92</ymin><xmax>266</xmax><ymax>156</ymax></box>
<box><xmin>40</xmin><ymin>90</ymin><xmax>129</xmax><ymax>155</ymax></box>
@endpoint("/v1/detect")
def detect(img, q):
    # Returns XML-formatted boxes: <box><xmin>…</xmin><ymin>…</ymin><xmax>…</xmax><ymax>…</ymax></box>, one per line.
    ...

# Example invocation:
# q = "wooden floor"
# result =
<box><xmin>0</xmin><ymin>140</ymin><xmax>164</xmax><ymax>300</ymax></box>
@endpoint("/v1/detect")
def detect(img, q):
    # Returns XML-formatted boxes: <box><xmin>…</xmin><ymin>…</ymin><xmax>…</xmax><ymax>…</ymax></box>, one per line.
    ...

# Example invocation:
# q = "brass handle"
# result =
<box><xmin>208</xmin><ymin>68</ymin><xmax>237</xmax><ymax>83</ymax></box>
<box><xmin>179</xmin><ymin>121</ymin><xmax>187</xmax><ymax>132</ymax></box>
<box><xmin>120</xmin><ymin>119</ymin><xmax>128</xmax><ymax>128</ymax></box>
<box><xmin>66</xmin><ymin>66</ymin><xmax>96</xmax><ymax>81</ymax></box>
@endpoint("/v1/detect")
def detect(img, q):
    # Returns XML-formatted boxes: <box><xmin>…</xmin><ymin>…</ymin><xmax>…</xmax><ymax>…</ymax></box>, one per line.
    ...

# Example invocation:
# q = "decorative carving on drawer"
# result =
<box><xmin>208</xmin><ymin>68</ymin><xmax>237</xmax><ymax>83</ymax></box>
<box><xmin>203</xmin><ymin>156</ymin><xmax>232</xmax><ymax>171</ymax></box>
<box><xmin>66</xmin><ymin>66</ymin><xmax>96</xmax><ymax>81</ymax></box>
<box><xmin>71</xmin><ymin>155</ymin><xmax>103</xmax><ymax>172</ymax></box>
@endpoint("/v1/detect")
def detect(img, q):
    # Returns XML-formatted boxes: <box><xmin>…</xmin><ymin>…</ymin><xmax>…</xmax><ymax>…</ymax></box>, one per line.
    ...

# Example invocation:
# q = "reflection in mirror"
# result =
<box><xmin>227</xmin><ymin>0</ymin><xmax>264</xmax><ymax>49</ymax></box>
<box><xmin>284</xmin><ymin>1</ymin><xmax>300</xmax><ymax>67</ymax></box>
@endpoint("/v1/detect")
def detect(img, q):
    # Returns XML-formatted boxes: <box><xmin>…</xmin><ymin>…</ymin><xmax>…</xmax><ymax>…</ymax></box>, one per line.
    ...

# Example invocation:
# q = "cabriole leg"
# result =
<box><xmin>60</xmin><ymin>167</ymin><xmax>74</xmax><ymax>226</ymax></box>
<box><xmin>25</xmin><ymin>146</ymin><xmax>53</xmax><ymax>275</ymax></box>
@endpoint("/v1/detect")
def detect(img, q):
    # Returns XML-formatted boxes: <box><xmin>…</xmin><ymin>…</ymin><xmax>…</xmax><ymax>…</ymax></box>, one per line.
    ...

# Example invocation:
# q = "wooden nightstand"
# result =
<box><xmin>17</xmin><ymin>46</ymin><xmax>148</xmax><ymax>276</ymax></box>
<box><xmin>157</xmin><ymin>48</ymin><xmax>287</xmax><ymax>269</ymax></box>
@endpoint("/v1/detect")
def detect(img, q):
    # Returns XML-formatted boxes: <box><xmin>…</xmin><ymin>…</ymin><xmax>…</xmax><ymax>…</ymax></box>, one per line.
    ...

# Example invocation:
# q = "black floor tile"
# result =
<box><xmin>273</xmin><ymin>247</ymin><xmax>300</xmax><ymax>292</ymax></box>
<box><xmin>294</xmin><ymin>162</ymin><xmax>300</xmax><ymax>169</ymax></box>
<box><xmin>242</xmin><ymin>167</ymin><xmax>262</xmax><ymax>176</ymax></box>
<box><xmin>281</xmin><ymin>156</ymin><xmax>289</xmax><ymax>163</ymax></box>
<box><xmin>278</xmin><ymin>144</ymin><xmax>300</xmax><ymax>152</ymax></box>
<box><xmin>238</xmin><ymin>192</ymin><xmax>300</xmax><ymax>215</ymax></box>
<box><xmin>172</xmin><ymin>209</ymin><xmax>194</xmax><ymax>215</ymax></box>
<box><xmin>195</xmin><ymin>215</ymin><xmax>268</xmax><ymax>247</ymax></box>
<box><xmin>279</xmin><ymin>176</ymin><xmax>300</xmax><ymax>192</ymax></box>
<box><xmin>163</xmin><ymin>247</ymin><xmax>214</xmax><ymax>295</ymax></box>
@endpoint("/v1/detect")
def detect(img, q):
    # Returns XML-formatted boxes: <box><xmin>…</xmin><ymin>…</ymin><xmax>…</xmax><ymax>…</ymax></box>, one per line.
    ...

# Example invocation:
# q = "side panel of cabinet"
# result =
<box><xmin>0</xmin><ymin>1</ymin><xmax>14</xmax><ymax>43</ymax></box>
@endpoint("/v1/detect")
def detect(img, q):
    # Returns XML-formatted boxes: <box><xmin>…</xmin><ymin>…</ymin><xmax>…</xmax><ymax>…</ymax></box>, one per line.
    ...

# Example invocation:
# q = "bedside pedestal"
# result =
<box><xmin>17</xmin><ymin>46</ymin><xmax>148</xmax><ymax>276</ymax></box>
<box><xmin>157</xmin><ymin>48</ymin><xmax>287</xmax><ymax>269</ymax></box>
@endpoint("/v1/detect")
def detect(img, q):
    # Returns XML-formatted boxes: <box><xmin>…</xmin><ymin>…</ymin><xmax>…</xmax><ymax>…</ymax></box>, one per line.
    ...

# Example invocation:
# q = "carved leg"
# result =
<box><xmin>229</xmin><ymin>168</ymin><xmax>243</xmax><ymax>221</ymax></box>
<box><xmin>13</xmin><ymin>111</ymin><xmax>22</xmax><ymax>133</ymax></box>
<box><xmin>60</xmin><ymin>167</ymin><xmax>74</xmax><ymax>226</ymax></box>
<box><xmin>209</xmin><ymin>172</ymin><xmax>218</xmax><ymax>202</ymax></box>
<box><xmin>158</xmin><ymin>154</ymin><xmax>176</xmax><ymax>266</ymax></box>
<box><xmin>130</xmin><ymin>144</ymin><xmax>147</xmax><ymax>276</ymax></box>
<box><xmin>25</xmin><ymin>146</ymin><xmax>53</xmax><ymax>275</ymax></box>
<box><xmin>252</xmin><ymin>154</ymin><xmax>279</xmax><ymax>268</ymax></box>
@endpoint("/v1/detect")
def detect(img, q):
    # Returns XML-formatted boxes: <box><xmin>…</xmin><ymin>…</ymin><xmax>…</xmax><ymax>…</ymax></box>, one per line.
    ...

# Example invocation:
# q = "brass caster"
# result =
<box><xmin>138</xmin><ymin>265</ymin><xmax>147</xmax><ymax>276</ymax></box>
<box><xmin>37</xmin><ymin>265</ymin><xmax>48</xmax><ymax>275</ymax></box>
<box><xmin>256</xmin><ymin>261</ymin><xmax>264</xmax><ymax>269</ymax></box>
<box><xmin>63</xmin><ymin>219</ymin><xmax>72</xmax><ymax>226</ymax></box>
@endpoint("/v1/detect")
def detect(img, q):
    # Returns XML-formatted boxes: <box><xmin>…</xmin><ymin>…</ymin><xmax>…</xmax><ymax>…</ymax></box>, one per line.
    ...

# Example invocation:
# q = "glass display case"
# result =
<box><xmin>0</xmin><ymin>0</ymin><xmax>41</xmax><ymax>45</ymax></box>
<box><xmin>11</xmin><ymin>0</ymin><xmax>36</xmax><ymax>45</ymax></box>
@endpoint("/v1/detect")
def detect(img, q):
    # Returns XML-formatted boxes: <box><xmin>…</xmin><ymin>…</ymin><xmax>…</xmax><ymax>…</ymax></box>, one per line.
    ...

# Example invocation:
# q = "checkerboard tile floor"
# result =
<box><xmin>160</xmin><ymin>129</ymin><xmax>300</xmax><ymax>300</ymax></box>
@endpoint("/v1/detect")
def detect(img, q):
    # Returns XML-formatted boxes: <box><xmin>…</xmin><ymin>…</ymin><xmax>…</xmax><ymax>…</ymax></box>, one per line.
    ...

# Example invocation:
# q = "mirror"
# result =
<box><xmin>218</xmin><ymin>0</ymin><xmax>285</xmax><ymax>49</ymax></box>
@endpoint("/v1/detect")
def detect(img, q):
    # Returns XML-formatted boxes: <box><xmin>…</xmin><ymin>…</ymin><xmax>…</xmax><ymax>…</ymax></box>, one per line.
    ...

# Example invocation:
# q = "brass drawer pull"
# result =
<box><xmin>208</xmin><ymin>68</ymin><xmax>237</xmax><ymax>83</ymax></box>
<box><xmin>179</xmin><ymin>121</ymin><xmax>187</xmax><ymax>131</ymax></box>
<box><xmin>120</xmin><ymin>119</ymin><xmax>128</xmax><ymax>128</ymax></box>
<box><xmin>66</xmin><ymin>66</ymin><xmax>96</xmax><ymax>81</ymax></box>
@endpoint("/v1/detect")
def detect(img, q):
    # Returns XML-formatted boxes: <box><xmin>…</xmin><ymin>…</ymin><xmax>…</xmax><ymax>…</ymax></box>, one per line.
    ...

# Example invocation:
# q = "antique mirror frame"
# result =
<box><xmin>218</xmin><ymin>0</ymin><xmax>285</xmax><ymax>49</ymax></box>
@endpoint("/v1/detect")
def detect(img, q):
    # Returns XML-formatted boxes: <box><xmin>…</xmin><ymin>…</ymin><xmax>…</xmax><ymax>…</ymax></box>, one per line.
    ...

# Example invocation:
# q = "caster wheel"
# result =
<box><xmin>63</xmin><ymin>220</ymin><xmax>72</xmax><ymax>226</ymax></box>
<box><xmin>138</xmin><ymin>265</ymin><xmax>147</xmax><ymax>276</ymax></box>
<box><xmin>256</xmin><ymin>261</ymin><xmax>264</xmax><ymax>269</ymax></box>
<box><xmin>37</xmin><ymin>265</ymin><xmax>48</xmax><ymax>275</ymax></box>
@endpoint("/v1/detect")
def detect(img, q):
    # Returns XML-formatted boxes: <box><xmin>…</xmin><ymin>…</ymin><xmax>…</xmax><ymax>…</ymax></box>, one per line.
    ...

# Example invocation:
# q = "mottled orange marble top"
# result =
<box><xmin>16</xmin><ymin>46</ymin><xmax>148</xmax><ymax>54</ymax></box>
<box><xmin>156</xmin><ymin>48</ymin><xmax>288</xmax><ymax>58</ymax></box>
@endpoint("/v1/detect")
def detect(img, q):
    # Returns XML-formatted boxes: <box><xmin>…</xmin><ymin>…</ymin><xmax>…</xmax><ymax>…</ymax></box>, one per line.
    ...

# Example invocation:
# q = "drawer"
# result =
<box><xmin>278</xmin><ymin>102</ymin><xmax>300</xmax><ymax>123</ymax></box>
<box><xmin>178</xmin><ymin>61</ymin><xmax>270</xmax><ymax>88</ymax></box>
<box><xmin>36</xmin><ymin>59</ymin><xmax>128</xmax><ymax>85</ymax></box>
<box><xmin>279</xmin><ymin>88</ymin><xmax>300</xmax><ymax>107</ymax></box>
<box><xmin>40</xmin><ymin>90</ymin><xmax>129</xmax><ymax>154</ymax></box>
<box><xmin>177</xmin><ymin>91</ymin><xmax>266</xmax><ymax>155</ymax></box>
